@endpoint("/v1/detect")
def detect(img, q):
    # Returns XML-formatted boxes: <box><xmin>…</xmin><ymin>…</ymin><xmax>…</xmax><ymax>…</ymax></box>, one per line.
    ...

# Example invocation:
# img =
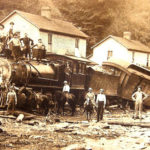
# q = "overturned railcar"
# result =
<box><xmin>102</xmin><ymin>58</ymin><xmax>150</xmax><ymax>106</ymax></box>
<box><xmin>87</xmin><ymin>66</ymin><xmax>119</xmax><ymax>96</ymax></box>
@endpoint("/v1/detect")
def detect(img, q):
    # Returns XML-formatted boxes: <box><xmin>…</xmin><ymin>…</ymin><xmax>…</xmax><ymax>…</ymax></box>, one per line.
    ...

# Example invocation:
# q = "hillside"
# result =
<box><xmin>0</xmin><ymin>0</ymin><xmax>62</xmax><ymax>20</ymax></box>
<box><xmin>1</xmin><ymin>0</ymin><xmax>150</xmax><ymax>55</ymax></box>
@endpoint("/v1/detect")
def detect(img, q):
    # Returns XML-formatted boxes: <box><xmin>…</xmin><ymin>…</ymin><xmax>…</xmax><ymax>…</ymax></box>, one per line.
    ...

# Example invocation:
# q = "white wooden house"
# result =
<box><xmin>0</xmin><ymin>8</ymin><xmax>88</xmax><ymax>57</ymax></box>
<box><xmin>89</xmin><ymin>32</ymin><xmax>150</xmax><ymax>67</ymax></box>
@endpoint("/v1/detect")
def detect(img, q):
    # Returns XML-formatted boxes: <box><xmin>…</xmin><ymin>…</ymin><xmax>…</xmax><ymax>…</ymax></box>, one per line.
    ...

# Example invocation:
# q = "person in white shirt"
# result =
<box><xmin>8</xmin><ymin>33</ymin><xmax>22</xmax><ymax>61</ymax></box>
<box><xmin>6</xmin><ymin>87</ymin><xmax>17</xmax><ymax>114</ymax></box>
<box><xmin>84</xmin><ymin>88</ymin><xmax>96</xmax><ymax>108</ymax></box>
<box><xmin>132</xmin><ymin>87</ymin><xmax>148</xmax><ymax>119</ymax></box>
<box><xmin>62</xmin><ymin>81</ymin><xmax>70</xmax><ymax>100</ymax></box>
<box><xmin>96</xmin><ymin>89</ymin><xmax>106</xmax><ymax>121</ymax></box>
<box><xmin>63</xmin><ymin>81</ymin><xmax>70</xmax><ymax>93</ymax></box>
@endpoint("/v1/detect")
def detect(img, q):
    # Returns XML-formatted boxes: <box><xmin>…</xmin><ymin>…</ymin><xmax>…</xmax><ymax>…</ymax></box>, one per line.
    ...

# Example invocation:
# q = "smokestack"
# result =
<box><xmin>41</xmin><ymin>6</ymin><xmax>51</xmax><ymax>19</ymax></box>
<box><xmin>123</xmin><ymin>32</ymin><xmax>131</xmax><ymax>40</ymax></box>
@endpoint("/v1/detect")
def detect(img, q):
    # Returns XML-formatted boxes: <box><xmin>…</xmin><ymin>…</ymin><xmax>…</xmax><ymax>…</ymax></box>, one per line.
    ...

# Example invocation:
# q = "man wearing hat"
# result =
<box><xmin>96</xmin><ymin>89</ymin><xmax>106</xmax><ymax>122</ymax></box>
<box><xmin>85</xmin><ymin>88</ymin><xmax>96</xmax><ymax>108</ymax></box>
<box><xmin>64</xmin><ymin>62</ymin><xmax>72</xmax><ymax>85</ymax></box>
<box><xmin>8</xmin><ymin>22</ymin><xmax>14</xmax><ymax>40</ymax></box>
<box><xmin>6</xmin><ymin>86</ymin><xmax>17</xmax><ymax>114</ymax></box>
<box><xmin>0</xmin><ymin>24</ymin><xmax>6</xmax><ymax>53</ymax></box>
<box><xmin>63</xmin><ymin>81</ymin><xmax>70</xmax><ymax>93</ymax></box>
<box><xmin>8</xmin><ymin>32</ymin><xmax>22</xmax><ymax>61</ymax></box>
<box><xmin>32</xmin><ymin>38</ymin><xmax>46</xmax><ymax>60</ymax></box>
<box><xmin>62</xmin><ymin>81</ymin><xmax>70</xmax><ymax>100</ymax></box>
<box><xmin>7</xmin><ymin>22</ymin><xmax>15</xmax><ymax>51</ymax></box>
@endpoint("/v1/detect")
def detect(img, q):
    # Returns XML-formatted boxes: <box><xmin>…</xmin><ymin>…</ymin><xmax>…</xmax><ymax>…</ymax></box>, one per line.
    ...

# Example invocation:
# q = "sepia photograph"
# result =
<box><xmin>0</xmin><ymin>0</ymin><xmax>150</xmax><ymax>149</ymax></box>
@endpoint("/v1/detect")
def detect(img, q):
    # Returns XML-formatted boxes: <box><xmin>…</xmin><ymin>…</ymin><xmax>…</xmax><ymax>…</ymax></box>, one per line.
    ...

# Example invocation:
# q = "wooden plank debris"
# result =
<box><xmin>107</xmin><ymin>120</ymin><xmax>150</xmax><ymax>128</ymax></box>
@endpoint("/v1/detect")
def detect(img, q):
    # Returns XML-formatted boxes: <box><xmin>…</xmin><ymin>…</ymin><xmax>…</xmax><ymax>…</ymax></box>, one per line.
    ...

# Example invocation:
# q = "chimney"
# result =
<box><xmin>41</xmin><ymin>6</ymin><xmax>51</xmax><ymax>19</ymax></box>
<box><xmin>123</xmin><ymin>32</ymin><xmax>131</xmax><ymax>40</ymax></box>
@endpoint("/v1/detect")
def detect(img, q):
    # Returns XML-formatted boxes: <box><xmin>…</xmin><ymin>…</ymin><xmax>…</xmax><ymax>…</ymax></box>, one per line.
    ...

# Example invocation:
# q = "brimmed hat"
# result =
<box><xmin>10</xmin><ymin>21</ymin><xmax>14</xmax><ymax>25</ymax></box>
<box><xmin>64</xmin><ymin>81</ymin><xmax>68</xmax><ymax>84</ymax></box>
<box><xmin>100</xmin><ymin>89</ymin><xmax>104</xmax><ymax>92</ymax></box>
<box><xmin>88</xmin><ymin>87</ymin><xmax>92</xmax><ymax>91</ymax></box>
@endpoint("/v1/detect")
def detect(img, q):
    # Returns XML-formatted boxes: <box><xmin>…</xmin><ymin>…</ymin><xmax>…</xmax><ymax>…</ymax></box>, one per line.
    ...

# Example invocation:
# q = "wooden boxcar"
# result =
<box><xmin>102</xmin><ymin>58</ymin><xmax>150</xmax><ymax>106</ymax></box>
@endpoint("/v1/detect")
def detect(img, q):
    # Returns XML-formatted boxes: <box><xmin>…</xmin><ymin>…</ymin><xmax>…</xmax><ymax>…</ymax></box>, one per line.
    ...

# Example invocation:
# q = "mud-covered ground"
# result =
<box><xmin>0</xmin><ymin>108</ymin><xmax>150</xmax><ymax>150</ymax></box>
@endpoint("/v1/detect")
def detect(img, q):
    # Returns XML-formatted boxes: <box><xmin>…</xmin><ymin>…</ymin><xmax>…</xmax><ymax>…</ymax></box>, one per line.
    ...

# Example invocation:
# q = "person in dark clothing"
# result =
<box><xmin>0</xmin><ymin>24</ymin><xmax>6</xmax><ymax>53</ymax></box>
<box><xmin>7</xmin><ymin>22</ymin><xmax>15</xmax><ymax>51</ymax></box>
<box><xmin>8</xmin><ymin>22</ymin><xmax>14</xmax><ymax>40</ymax></box>
<box><xmin>20</xmin><ymin>33</ymin><xmax>33</xmax><ymax>59</ymax></box>
<box><xmin>64</xmin><ymin>62</ymin><xmax>72</xmax><ymax>85</ymax></box>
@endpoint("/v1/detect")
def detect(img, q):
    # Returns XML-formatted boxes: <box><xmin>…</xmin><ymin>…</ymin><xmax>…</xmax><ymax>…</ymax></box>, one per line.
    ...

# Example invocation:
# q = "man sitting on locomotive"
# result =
<box><xmin>20</xmin><ymin>33</ymin><xmax>34</xmax><ymax>59</ymax></box>
<box><xmin>8</xmin><ymin>33</ymin><xmax>22</xmax><ymax>61</ymax></box>
<box><xmin>32</xmin><ymin>38</ymin><xmax>46</xmax><ymax>60</ymax></box>
<box><xmin>33</xmin><ymin>39</ymin><xmax>45</xmax><ymax>50</ymax></box>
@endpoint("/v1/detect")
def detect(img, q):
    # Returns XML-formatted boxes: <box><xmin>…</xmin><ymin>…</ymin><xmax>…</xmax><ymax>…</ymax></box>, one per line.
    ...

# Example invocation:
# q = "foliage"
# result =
<box><xmin>1</xmin><ymin>0</ymin><xmax>150</xmax><ymax>55</ymax></box>
<box><xmin>54</xmin><ymin>0</ymin><xmax>150</xmax><ymax>55</ymax></box>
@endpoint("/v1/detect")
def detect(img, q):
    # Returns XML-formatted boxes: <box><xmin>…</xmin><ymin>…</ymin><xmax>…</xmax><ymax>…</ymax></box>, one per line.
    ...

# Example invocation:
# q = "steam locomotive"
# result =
<box><xmin>0</xmin><ymin>53</ymin><xmax>91</xmax><ymax>94</ymax></box>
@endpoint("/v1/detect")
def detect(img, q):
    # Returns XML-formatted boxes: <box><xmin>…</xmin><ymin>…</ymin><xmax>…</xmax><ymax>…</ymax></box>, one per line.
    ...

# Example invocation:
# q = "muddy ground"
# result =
<box><xmin>0</xmin><ymin>108</ymin><xmax>150</xmax><ymax>150</ymax></box>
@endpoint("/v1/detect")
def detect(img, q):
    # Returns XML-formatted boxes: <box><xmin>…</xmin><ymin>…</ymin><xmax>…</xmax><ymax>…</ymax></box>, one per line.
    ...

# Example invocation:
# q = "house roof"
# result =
<box><xmin>0</xmin><ymin>10</ymin><xmax>88</xmax><ymax>38</ymax></box>
<box><xmin>92</xmin><ymin>35</ymin><xmax>150</xmax><ymax>53</ymax></box>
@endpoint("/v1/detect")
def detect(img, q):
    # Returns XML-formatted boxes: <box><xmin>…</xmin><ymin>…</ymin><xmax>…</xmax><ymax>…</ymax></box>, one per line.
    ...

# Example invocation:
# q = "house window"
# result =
<box><xmin>48</xmin><ymin>33</ymin><xmax>52</xmax><ymax>44</ymax></box>
<box><xmin>75</xmin><ymin>38</ymin><xmax>79</xmax><ymax>48</ymax></box>
<box><xmin>132</xmin><ymin>52</ymin><xmax>135</xmax><ymax>63</ymax></box>
<box><xmin>107</xmin><ymin>50</ymin><xmax>113</xmax><ymax>60</ymax></box>
<box><xmin>147</xmin><ymin>54</ymin><xmax>149</xmax><ymax>67</ymax></box>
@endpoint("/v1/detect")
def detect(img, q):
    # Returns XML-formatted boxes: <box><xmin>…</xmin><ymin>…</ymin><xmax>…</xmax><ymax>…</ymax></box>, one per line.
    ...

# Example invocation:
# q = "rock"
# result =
<box><xmin>16</xmin><ymin>114</ymin><xmax>24</xmax><ymax>122</ymax></box>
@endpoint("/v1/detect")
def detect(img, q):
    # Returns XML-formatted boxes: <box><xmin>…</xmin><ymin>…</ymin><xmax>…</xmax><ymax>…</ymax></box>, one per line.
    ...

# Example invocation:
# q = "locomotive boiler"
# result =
<box><xmin>0</xmin><ymin>57</ymin><xmax>65</xmax><ymax>89</ymax></box>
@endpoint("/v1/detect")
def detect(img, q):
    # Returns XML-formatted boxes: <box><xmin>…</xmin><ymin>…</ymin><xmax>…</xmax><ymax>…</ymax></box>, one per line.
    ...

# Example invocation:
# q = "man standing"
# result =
<box><xmin>64</xmin><ymin>62</ymin><xmax>72</xmax><ymax>85</ymax></box>
<box><xmin>8</xmin><ymin>22</ymin><xmax>14</xmax><ymax>40</ymax></box>
<box><xmin>132</xmin><ymin>87</ymin><xmax>147</xmax><ymax>119</ymax></box>
<box><xmin>85</xmin><ymin>88</ymin><xmax>95</xmax><ymax>108</ymax></box>
<box><xmin>6</xmin><ymin>87</ymin><xmax>17</xmax><ymax>114</ymax></box>
<box><xmin>20</xmin><ymin>33</ymin><xmax>33</xmax><ymax>59</ymax></box>
<box><xmin>8</xmin><ymin>33</ymin><xmax>22</xmax><ymax>61</ymax></box>
<box><xmin>96</xmin><ymin>89</ymin><xmax>106</xmax><ymax>122</ymax></box>
<box><xmin>0</xmin><ymin>24</ymin><xmax>6</xmax><ymax>53</ymax></box>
